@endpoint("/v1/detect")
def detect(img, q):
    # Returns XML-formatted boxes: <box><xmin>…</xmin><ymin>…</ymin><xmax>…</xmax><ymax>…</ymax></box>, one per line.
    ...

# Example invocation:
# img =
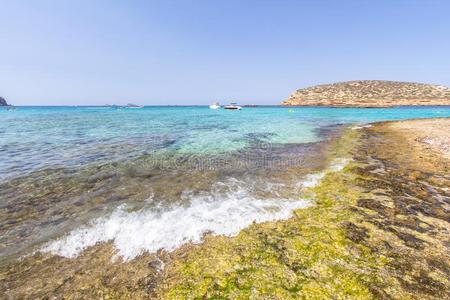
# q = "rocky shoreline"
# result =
<box><xmin>1</xmin><ymin>118</ymin><xmax>449</xmax><ymax>299</ymax></box>
<box><xmin>158</xmin><ymin>118</ymin><xmax>450</xmax><ymax>299</ymax></box>
<box><xmin>282</xmin><ymin>81</ymin><xmax>450</xmax><ymax>107</ymax></box>
<box><xmin>384</xmin><ymin>118</ymin><xmax>450</xmax><ymax>161</ymax></box>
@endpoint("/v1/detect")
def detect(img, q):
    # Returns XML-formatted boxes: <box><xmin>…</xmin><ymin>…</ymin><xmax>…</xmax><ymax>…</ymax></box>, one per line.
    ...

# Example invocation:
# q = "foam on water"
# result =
<box><xmin>42</xmin><ymin>159</ymin><xmax>350</xmax><ymax>260</ymax></box>
<box><xmin>42</xmin><ymin>186</ymin><xmax>311</xmax><ymax>260</ymax></box>
<box><xmin>299</xmin><ymin>158</ymin><xmax>349</xmax><ymax>188</ymax></box>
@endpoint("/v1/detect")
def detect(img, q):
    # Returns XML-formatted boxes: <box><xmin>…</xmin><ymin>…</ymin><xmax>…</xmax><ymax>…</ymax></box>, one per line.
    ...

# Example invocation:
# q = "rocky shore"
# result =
<box><xmin>385</xmin><ymin>118</ymin><xmax>450</xmax><ymax>161</ymax></box>
<box><xmin>282</xmin><ymin>80</ymin><xmax>450</xmax><ymax>107</ymax></box>
<box><xmin>158</xmin><ymin>118</ymin><xmax>450</xmax><ymax>299</ymax></box>
<box><xmin>1</xmin><ymin>118</ymin><xmax>449</xmax><ymax>299</ymax></box>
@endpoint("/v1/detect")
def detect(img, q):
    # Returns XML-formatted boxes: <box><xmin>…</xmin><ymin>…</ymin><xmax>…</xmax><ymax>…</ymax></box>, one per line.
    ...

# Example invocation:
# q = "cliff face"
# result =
<box><xmin>0</xmin><ymin>97</ymin><xmax>8</xmax><ymax>106</ymax></box>
<box><xmin>282</xmin><ymin>80</ymin><xmax>450</xmax><ymax>107</ymax></box>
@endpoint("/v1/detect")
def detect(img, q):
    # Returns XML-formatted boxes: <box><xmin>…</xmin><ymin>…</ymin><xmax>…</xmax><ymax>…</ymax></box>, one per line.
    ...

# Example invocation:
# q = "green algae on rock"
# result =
<box><xmin>160</xmin><ymin>166</ymin><xmax>390</xmax><ymax>299</ymax></box>
<box><xmin>159</xmin><ymin>129</ymin><xmax>390</xmax><ymax>299</ymax></box>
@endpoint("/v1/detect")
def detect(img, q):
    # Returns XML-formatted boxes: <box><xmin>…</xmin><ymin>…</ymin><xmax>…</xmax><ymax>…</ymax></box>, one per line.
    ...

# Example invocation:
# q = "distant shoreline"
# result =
<box><xmin>4</xmin><ymin>104</ymin><xmax>450</xmax><ymax>108</ymax></box>
<box><xmin>283</xmin><ymin>80</ymin><xmax>450</xmax><ymax>107</ymax></box>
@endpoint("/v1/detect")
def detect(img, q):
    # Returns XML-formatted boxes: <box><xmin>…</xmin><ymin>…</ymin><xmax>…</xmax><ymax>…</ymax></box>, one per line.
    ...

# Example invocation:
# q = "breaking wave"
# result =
<box><xmin>42</xmin><ymin>159</ymin><xmax>349</xmax><ymax>260</ymax></box>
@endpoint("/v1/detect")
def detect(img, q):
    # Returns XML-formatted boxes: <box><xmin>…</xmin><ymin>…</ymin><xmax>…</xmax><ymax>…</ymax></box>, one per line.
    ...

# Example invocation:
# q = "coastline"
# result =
<box><xmin>376</xmin><ymin>117</ymin><xmax>450</xmax><ymax>163</ymax></box>
<box><xmin>1</xmin><ymin>118</ymin><xmax>449</xmax><ymax>298</ymax></box>
<box><xmin>281</xmin><ymin>104</ymin><xmax>450</xmax><ymax>108</ymax></box>
<box><xmin>282</xmin><ymin>80</ymin><xmax>450</xmax><ymax>107</ymax></box>
<box><xmin>159</xmin><ymin>118</ymin><xmax>450</xmax><ymax>299</ymax></box>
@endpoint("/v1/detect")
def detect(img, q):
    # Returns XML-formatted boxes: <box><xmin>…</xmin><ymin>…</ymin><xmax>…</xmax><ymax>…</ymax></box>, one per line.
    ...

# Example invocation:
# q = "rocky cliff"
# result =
<box><xmin>0</xmin><ymin>97</ymin><xmax>8</xmax><ymax>106</ymax></box>
<box><xmin>282</xmin><ymin>80</ymin><xmax>450</xmax><ymax>107</ymax></box>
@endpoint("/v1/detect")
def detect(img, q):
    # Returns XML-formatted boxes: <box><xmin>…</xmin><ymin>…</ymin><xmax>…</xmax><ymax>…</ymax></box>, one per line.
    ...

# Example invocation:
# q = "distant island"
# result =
<box><xmin>0</xmin><ymin>97</ymin><xmax>9</xmax><ymax>106</ymax></box>
<box><xmin>282</xmin><ymin>80</ymin><xmax>450</xmax><ymax>107</ymax></box>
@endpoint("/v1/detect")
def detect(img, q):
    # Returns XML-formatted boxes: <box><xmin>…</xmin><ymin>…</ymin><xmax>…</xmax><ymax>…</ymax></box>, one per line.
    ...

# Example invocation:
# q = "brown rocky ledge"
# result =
<box><xmin>282</xmin><ymin>80</ymin><xmax>450</xmax><ymax>107</ymax></box>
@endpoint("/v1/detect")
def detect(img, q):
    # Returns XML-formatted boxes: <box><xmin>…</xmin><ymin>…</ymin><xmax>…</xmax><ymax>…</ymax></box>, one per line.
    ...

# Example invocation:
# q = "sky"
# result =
<box><xmin>1</xmin><ymin>0</ymin><xmax>450</xmax><ymax>106</ymax></box>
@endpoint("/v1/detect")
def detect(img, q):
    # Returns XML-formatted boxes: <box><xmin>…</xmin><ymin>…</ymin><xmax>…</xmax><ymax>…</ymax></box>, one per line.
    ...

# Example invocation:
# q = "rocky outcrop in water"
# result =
<box><xmin>282</xmin><ymin>80</ymin><xmax>450</xmax><ymax>107</ymax></box>
<box><xmin>0</xmin><ymin>97</ymin><xmax>8</xmax><ymax>106</ymax></box>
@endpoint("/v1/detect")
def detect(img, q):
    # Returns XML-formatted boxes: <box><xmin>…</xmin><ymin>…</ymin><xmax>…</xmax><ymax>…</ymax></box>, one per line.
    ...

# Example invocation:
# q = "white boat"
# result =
<box><xmin>223</xmin><ymin>103</ymin><xmax>242</xmax><ymax>110</ymax></box>
<box><xmin>209</xmin><ymin>102</ymin><xmax>221</xmax><ymax>109</ymax></box>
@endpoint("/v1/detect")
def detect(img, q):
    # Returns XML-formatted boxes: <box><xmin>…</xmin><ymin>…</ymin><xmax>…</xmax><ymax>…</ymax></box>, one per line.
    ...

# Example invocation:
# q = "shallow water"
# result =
<box><xmin>1</xmin><ymin>105</ymin><xmax>449</xmax><ymax>261</ymax></box>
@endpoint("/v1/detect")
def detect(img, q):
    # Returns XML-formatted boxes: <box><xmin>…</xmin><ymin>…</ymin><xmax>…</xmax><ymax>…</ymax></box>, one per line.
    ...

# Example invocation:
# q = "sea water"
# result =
<box><xmin>1</xmin><ymin>106</ymin><xmax>449</xmax><ymax>260</ymax></box>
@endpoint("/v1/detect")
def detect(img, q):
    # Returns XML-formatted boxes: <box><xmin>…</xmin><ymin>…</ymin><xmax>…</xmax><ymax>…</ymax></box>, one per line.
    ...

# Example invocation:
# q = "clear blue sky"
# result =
<box><xmin>1</xmin><ymin>0</ymin><xmax>449</xmax><ymax>105</ymax></box>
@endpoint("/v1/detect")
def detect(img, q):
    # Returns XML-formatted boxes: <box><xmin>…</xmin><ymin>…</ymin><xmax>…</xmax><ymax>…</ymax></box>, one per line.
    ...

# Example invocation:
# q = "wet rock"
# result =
<box><xmin>388</xmin><ymin>229</ymin><xmax>426</xmax><ymax>250</ymax></box>
<box><xmin>106</xmin><ymin>194</ymin><xmax>127</xmax><ymax>202</ymax></box>
<box><xmin>342</xmin><ymin>222</ymin><xmax>368</xmax><ymax>243</ymax></box>
<box><xmin>357</xmin><ymin>198</ymin><xmax>391</xmax><ymax>215</ymax></box>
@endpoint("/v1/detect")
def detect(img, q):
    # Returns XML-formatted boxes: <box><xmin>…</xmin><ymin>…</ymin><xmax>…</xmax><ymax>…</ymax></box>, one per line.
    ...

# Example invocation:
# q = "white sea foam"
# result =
<box><xmin>42</xmin><ymin>183</ymin><xmax>310</xmax><ymax>260</ymax></box>
<box><xmin>42</xmin><ymin>159</ymin><xmax>349</xmax><ymax>260</ymax></box>
<box><xmin>299</xmin><ymin>158</ymin><xmax>349</xmax><ymax>189</ymax></box>
<box><xmin>351</xmin><ymin>124</ymin><xmax>373</xmax><ymax>130</ymax></box>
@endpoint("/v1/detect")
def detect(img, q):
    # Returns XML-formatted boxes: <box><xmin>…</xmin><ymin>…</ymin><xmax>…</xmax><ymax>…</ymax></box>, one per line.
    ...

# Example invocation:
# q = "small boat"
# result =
<box><xmin>126</xmin><ymin>103</ymin><xmax>144</xmax><ymax>108</ymax></box>
<box><xmin>223</xmin><ymin>103</ymin><xmax>242</xmax><ymax>110</ymax></box>
<box><xmin>209</xmin><ymin>102</ymin><xmax>221</xmax><ymax>109</ymax></box>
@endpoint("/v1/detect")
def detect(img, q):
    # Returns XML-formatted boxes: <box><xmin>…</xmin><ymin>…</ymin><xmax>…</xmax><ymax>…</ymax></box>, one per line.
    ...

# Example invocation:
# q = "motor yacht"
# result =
<box><xmin>223</xmin><ymin>103</ymin><xmax>242</xmax><ymax>110</ymax></box>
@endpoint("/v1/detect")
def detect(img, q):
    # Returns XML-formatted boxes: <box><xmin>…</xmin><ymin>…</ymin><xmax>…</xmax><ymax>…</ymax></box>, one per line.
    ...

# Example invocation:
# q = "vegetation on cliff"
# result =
<box><xmin>282</xmin><ymin>80</ymin><xmax>450</xmax><ymax>107</ymax></box>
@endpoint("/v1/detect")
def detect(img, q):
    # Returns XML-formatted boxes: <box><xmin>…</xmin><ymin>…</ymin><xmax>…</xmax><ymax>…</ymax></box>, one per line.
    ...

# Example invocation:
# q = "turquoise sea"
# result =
<box><xmin>2</xmin><ymin>105</ymin><xmax>450</xmax><ymax>178</ymax></box>
<box><xmin>1</xmin><ymin>105</ymin><xmax>450</xmax><ymax>260</ymax></box>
